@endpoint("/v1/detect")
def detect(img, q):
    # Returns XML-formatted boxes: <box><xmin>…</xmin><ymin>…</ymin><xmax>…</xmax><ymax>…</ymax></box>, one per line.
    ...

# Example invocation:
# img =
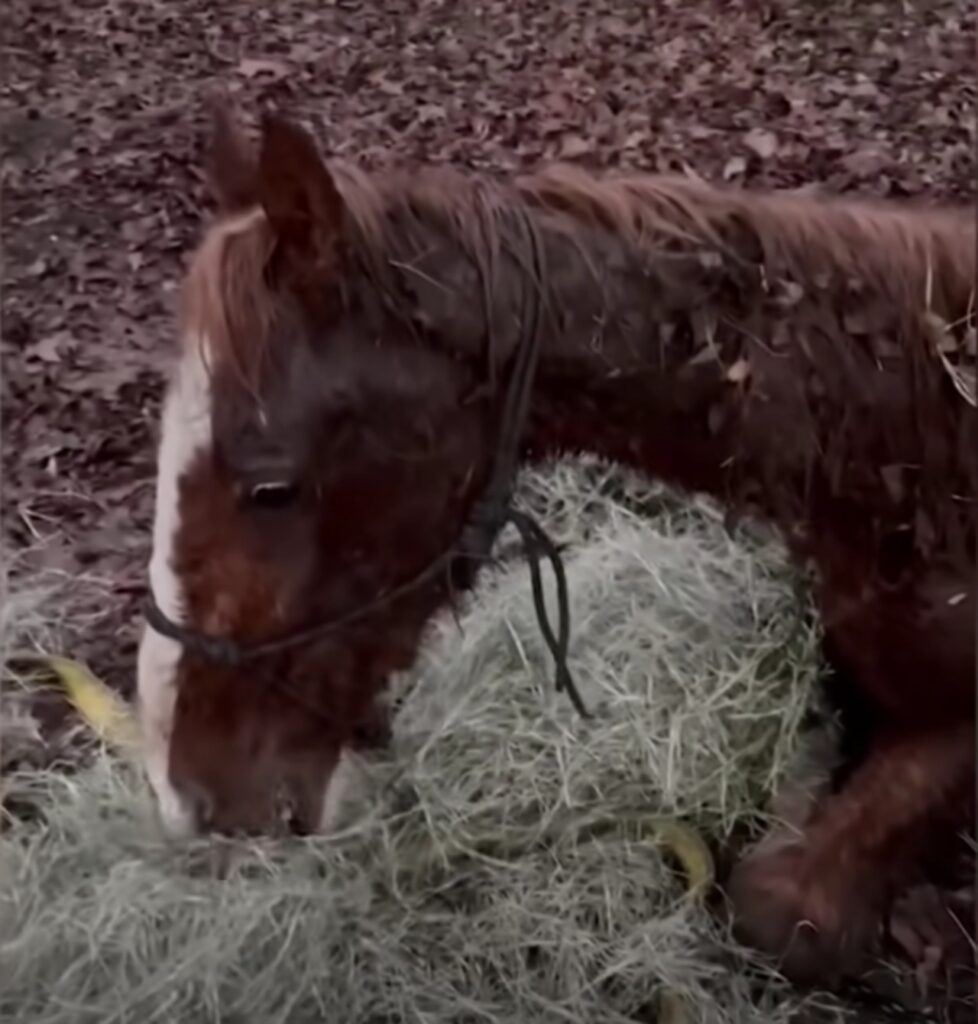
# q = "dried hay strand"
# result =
<box><xmin>1</xmin><ymin>457</ymin><xmax>861</xmax><ymax>1024</ymax></box>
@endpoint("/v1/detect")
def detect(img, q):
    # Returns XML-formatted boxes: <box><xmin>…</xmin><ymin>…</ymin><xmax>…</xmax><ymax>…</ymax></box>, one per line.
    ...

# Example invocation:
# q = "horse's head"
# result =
<box><xmin>138</xmin><ymin>108</ymin><xmax>503</xmax><ymax>837</ymax></box>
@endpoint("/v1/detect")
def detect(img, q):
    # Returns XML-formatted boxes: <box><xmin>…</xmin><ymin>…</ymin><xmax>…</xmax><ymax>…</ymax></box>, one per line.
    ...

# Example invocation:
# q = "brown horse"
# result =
<box><xmin>136</xmin><ymin>106</ymin><xmax>976</xmax><ymax>985</ymax></box>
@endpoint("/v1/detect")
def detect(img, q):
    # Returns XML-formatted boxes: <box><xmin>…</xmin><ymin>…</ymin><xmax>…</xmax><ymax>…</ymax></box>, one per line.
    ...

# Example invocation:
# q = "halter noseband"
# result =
<box><xmin>144</xmin><ymin>207</ymin><xmax>590</xmax><ymax>720</ymax></box>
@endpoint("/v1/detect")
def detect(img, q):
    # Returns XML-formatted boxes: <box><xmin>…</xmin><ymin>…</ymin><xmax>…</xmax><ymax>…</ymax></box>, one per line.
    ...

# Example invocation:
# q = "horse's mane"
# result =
<box><xmin>524</xmin><ymin>165</ymin><xmax>974</xmax><ymax>315</ymax></box>
<box><xmin>182</xmin><ymin>161</ymin><xmax>976</xmax><ymax>390</ymax></box>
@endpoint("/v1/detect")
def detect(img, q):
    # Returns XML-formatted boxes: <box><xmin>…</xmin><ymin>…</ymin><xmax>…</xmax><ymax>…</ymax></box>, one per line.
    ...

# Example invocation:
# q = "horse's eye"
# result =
<box><xmin>248</xmin><ymin>481</ymin><xmax>298</xmax><ymax>509</ymax></box>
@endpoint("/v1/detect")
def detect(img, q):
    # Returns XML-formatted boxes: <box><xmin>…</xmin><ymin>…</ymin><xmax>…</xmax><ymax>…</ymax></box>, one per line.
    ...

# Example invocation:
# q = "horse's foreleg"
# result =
<box><xmin>726</xmin><ymin>718</ymin><xmax>974</xmax><ymax>985</ymax></box>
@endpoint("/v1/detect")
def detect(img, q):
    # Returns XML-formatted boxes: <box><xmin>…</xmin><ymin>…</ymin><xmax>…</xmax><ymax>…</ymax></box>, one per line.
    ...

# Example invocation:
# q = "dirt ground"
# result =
<box><xmin>2</xmin><ymin>0</ymin><xmax>975</xmax><ymax>1017</ymax></box>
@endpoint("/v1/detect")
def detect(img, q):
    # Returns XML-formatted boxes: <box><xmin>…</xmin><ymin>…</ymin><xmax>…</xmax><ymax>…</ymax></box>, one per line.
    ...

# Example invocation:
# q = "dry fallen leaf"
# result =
<box><xmin>743</xmin><ymin>127</ymin><xmax>779</xmax><ymax>160</ymax></box>
<box><xmin>726</xmin><ymin>358</ymin><xmax>751</xmax><ymax>383</ymax></box>
<box><xmin>559</xmin><ymin>134</ymin><xmax>590</xmax><ymax>159</ymax></box>
<box><xmin>236</xmin><ymin>57</ymin><xmax>289</xmax><ymax>80</ymax></box>
<box><xmin>24</xmin><ymin>331</ymin><xmax>75</xmax><ymax>365</ymax></box>
<box><xmin>723</xmin><ymin>155</ymin><xmax>747</xmax><ymax>180</ymax></box>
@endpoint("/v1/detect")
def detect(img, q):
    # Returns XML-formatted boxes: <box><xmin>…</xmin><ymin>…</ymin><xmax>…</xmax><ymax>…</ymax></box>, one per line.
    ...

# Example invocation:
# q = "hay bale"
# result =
<box><xmin>0</xmin><ymin>457</ymin><xmax>851</xmax><ymax>1024</ymax></box>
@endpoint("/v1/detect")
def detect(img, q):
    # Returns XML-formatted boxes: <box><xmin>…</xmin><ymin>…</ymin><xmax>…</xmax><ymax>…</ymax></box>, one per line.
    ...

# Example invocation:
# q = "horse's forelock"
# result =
<box><xmin>180</xmin><ymin>207</ymin><xmax>277</xmax><ymax>390</ymax></box>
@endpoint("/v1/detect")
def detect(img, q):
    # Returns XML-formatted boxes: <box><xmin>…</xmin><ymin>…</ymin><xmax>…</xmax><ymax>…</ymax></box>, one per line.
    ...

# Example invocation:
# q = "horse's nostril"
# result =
<box><xmin>287</xmin><ymin>813</ymin><xmax>312</xmax><ymax>837</ymax></box>
<box><xmin>179</xmin><ymin>781</ymin><xmax>216</xmax><ymax>832</ymax></box>
<box><xmin>275</xmin><ymin>788</ymin><xmax>311</xmax><ymax>836</ymax></box>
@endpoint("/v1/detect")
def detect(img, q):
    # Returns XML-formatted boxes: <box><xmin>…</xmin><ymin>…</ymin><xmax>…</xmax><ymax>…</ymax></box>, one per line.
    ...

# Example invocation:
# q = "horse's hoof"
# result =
<box><xmin>726</xmin><ymin>842</ymin><xmax>879</xmax><ymax>985</ymax></box>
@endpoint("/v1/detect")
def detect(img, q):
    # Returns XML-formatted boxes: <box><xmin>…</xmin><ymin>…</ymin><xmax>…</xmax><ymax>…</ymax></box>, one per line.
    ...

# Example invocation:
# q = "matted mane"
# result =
<box><xmin>525</xmin><ymin>165</ymin><xmax>975</xmax><ymax>315</ymax></box>
<box><xmin>182</xmin><ymin>161</ymin><xmax>976</xmax><ymax>394</ymax></box>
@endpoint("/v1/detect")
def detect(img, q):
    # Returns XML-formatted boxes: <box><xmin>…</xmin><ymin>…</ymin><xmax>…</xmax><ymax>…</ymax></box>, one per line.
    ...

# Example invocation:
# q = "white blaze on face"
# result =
<box><xmin>137</xmin><ymin>336</ymin><xmax>213</xmax><ymax>838</ymax></box>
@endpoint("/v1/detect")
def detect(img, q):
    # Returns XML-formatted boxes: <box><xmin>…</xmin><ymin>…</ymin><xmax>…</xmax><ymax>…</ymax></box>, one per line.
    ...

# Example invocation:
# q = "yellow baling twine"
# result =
<box><xmin>10</xmin><ymin>652</ymin><xmax>141</xmax><ymax>755</ymax></box>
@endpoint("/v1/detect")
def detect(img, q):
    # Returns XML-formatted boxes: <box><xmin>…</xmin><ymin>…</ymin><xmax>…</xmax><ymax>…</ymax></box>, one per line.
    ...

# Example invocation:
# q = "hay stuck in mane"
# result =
<box><xmin>2</xmin><ymin>458</ymin><xmax>859</xmax><ymax>1024</ymax></box>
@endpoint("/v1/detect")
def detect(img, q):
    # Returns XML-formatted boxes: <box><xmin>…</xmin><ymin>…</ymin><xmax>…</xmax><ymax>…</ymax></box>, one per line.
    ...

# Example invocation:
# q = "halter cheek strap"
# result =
<box><xmin>144</xmin><ymin>204</ymin><xmax>590</xmax><ymax>720</ymax></box>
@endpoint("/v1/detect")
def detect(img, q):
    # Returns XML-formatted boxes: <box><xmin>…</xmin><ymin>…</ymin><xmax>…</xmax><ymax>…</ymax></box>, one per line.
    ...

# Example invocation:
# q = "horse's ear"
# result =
<box><xmin>206</xmin><ymin>96</ymin><xmax>259</xmax><ymax>212</ymax></box>
<box><xmin>257</xmin><ymin>114</ymin><xmax>344</xmax><ymax>261</ymax></box>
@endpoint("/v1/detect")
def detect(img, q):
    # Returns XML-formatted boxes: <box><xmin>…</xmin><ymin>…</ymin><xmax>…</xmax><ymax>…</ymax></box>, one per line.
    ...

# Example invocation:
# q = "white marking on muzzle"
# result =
<box><xmin>137</xmin><ymin>337</ymin><xmax>213</xmax><ymax>838</ymax></box>
<box><xmin>318</xmin><ymin>750</ymin><xmax>367</xmax><ymax>833</ymax></box>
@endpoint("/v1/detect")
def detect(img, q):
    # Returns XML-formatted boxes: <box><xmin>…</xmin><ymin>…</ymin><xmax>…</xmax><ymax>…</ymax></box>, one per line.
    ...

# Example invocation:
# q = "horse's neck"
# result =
<box><xmin>517</xmin><ymin>200</ymin><xmax>763</xmax><ymax>503</ymax></box>
<box><xmin>390</xmin><ymin>173</ymin><xmax>972</xmax><ymax>523</ymax></box>
<box><xmin>515</xmin><ymin>188</ymin><xmax>973</xmax><ymax>529</ymax></box>
<box><xmin>525</xmin><ymin>325</ymin><xmax>743</xmax><ymax>502</ymax></box>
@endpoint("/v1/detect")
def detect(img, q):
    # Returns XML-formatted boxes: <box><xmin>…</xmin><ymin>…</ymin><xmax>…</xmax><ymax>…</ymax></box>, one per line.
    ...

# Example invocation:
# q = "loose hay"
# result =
<box><xmin>1</xmin><ymin>458</ymin><xmax>856</xmax><ymax>1024</ymax></box>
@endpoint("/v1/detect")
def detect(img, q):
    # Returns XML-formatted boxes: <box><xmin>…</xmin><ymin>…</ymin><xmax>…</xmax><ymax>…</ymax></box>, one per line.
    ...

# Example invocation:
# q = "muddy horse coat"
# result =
<box><xmin>137</xmin><ymin>108</ymin><xmax>976</xmax><ymax>983</ymax></box>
